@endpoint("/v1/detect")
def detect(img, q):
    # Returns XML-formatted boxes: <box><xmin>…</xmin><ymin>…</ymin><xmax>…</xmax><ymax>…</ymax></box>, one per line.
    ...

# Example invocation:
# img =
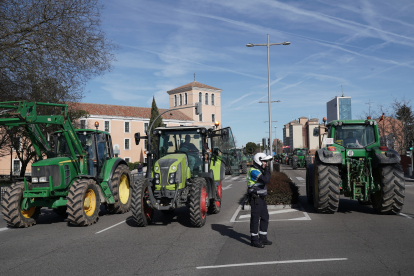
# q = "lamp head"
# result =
<box><xmin>283</xmin><ymin>41</ymin><xmax>291</xmax><ymax>45</ymax></box>
<box><xmin>246</xmin><ymin>43</ymin><xmax>254</xmax><ymax>47</ymax></box>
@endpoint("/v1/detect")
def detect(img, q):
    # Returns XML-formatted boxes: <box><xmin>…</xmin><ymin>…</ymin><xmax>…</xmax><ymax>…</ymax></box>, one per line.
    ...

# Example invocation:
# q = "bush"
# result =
<box><xmin>127</xmin><ymin>162</ymin><xmax>140</xmax><ymax>171</ymax></box>
<box><xmin>265</xmin><ymin>171</ymin><xmax>299</xmax><ymax>205</ymax></box>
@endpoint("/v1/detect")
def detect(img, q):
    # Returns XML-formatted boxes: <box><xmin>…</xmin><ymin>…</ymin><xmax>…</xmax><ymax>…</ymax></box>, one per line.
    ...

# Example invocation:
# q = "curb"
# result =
<box><xmin>242</xmin><ymin>204</ymin><xmax>299</xmax><ymax>211</ymax></box>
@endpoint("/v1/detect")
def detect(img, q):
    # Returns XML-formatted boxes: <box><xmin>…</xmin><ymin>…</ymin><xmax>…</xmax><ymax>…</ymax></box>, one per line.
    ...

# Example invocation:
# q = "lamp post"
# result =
<box><xmin>247</xmin><ymin>35</ymin><xmax>290</xmax><ymax>171</ymax></box>
<box><xmin>274</xmin><ymin>126</ymin><xmax>277</xmax><ymax>155</ymax></box>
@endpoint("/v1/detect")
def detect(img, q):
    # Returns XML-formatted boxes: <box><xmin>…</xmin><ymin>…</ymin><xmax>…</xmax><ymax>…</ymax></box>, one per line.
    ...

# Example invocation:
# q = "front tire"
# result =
<box><xmin>106</xmin><ymin>164</ymin><xmax>132</xmax><ymax>214</ymax></box>
<box><xmin>313</xmin><ymin>158</ymin><xmax>340</xmax><ymax>213</ymax></box>
<box><xmin>1</xmin><ymin>182</ymin><xmax>40</xmax><ymax>228</ymax></box>
<box><xmin>208</xmin><ymin>181</ymin><xmax>222</xmax><ymax>214</ymax></box>
<box><xmin>371</xmin><ymin>164</ymin><xmax>405</xmax><ymax>214</ymax></box>
<box><xmin>306</xmin><ymin>164</ymin><xmax>314</xmax><ymax>204</ymax></box>
<box><xmin>131</xmin><ymin>178</ymin><xmax>154</xmax><ymax>227</ymax></box>
<box><xmin>67</xmin><ymin>179</ymin><xmax>101</xmax><ymax>226</ymax></box>
<box><xmin>189</xmin><ymin>178</ymin><xmax>208</xmax><ymax>227</ymax></box>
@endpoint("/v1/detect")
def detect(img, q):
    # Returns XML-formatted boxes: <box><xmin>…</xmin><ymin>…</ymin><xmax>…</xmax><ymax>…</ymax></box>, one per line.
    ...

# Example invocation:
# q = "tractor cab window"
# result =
<box><xmin>158</xmin><ymin>130</ymin><xmax>203</xmax><ymax>175</ymax></box>
<box><xmin>211</xmin><ymin>127</ymin><xmax>240</xmax><ymax>176</ymax></box>
<box><xmin>97</xmin><ymin>133</ymin><xmax>110</xmax><ymax>178</ymax></box>
<box><xmin>295</xmin><ymin>149</ymin><xmax>306</xmax><ymax>156</ymax></box>
<box><xmin>334</xmin><ymin>125</ymin><xmax>375</xmax><ymax>148</ymax></box>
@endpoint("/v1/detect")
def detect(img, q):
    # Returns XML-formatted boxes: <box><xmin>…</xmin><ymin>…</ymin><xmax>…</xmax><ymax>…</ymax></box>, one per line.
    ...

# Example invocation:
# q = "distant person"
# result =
<box><xmin>180</xmin><ymin>135</ymin><xmax>199</xmax><ymax>170</ymax></box>
<box><xmin>136</xmin><ymin>162</ymin><xmax>143</xmax><ymax>178</ymax></box>
<box><xmin>344</xmin><ymin>132</ymin><xmax>363</xmax><ymax>148</ymax></box>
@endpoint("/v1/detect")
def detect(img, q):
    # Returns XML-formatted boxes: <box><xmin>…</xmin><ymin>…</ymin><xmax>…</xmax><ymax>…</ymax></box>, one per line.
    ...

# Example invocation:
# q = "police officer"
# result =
<box><xmin>247</xmin><ymin>152</ymin><xmax>273</xmax><ymax>248</ymax></box>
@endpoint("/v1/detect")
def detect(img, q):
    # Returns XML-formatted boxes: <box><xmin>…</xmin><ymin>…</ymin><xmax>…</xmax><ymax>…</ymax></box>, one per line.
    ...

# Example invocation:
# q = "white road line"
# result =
<box><xmin>298</xmin><ymin>202</ymin><xmax>311</xmax><ymax>220</ymax></box>
<box><xmin>0</xmin><ymin>227</ymin><xmax>8</xmax><ymax>232</ymax></box>
<box><xmin>398</xmin><ymin>213</ymin><xmax>413</xmax><ymax>219</ymax></box>
<box><xmin>197</xmin><ymin>258</ymin><xmax>348</xmax><ymax>269</ymax></box>
<box><xmin>239</xmin><ymin>209</ymin><xmax>297</xmax><ymax>219</ymax></box>
<box><xmin>222</xmin><ymin>184</ymin><xmax>233</xmax><ymax>190</ymax></box>
<box><xmin>296</xmin><ymin>177</ymin><xmax>305</xmax><ymax>181</ymax></box>
<box><xmin>230</xmin><ymin>177</ymin><xmax>240</xmax><ymax>181</ymax></box>
<box><xmin>96</xmin><ymin>218</ymin><xmax>132</xmax><ymax>234</ymax></box>
<box><xmin>230</xmin><ymin>205</ymin><xmax>242</xmax><ymax>222</ymax></box>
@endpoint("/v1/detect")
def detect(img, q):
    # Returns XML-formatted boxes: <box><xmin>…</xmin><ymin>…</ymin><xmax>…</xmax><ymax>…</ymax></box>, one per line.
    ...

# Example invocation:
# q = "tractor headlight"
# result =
<box><xmin>171</xmin><ymin>165</ymin><xmax>177</xmax><ymax>171</ymax></box>
<box><xmin>32</xmin><ymin>177</ymin><xmax>38</xmax><ymax>183</ymax></box>
<box><xmin>155</xmin><ymin>179</ymin><xmax>160</xmax><ymax>184</ymax></box>
<box><xmin>169</xmin><ymin>172</ymin><xmax>176</xmax><ymax>184</ymax></box>
<box><xmin>39</xmin><ymin>177</ymin><xmax>48</xmax><ymax>182</ymax></box>
<box><xmin>155</xmin><ymin>166</ymin><xmax>159</xmax><ymax>171</ymax></box>
<box><xmin>155</xmin><ymin>173</ymin><xmax>160</xmax><ymax>179</ymax></box>
<box><xmin>169</xmin><ymin>179</ymin><xmax>174</xmax><ymax>184</ymax></box>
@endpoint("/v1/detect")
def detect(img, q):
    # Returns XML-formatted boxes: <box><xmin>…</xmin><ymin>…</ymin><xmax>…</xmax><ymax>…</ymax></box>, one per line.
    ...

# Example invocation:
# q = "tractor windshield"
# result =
<box><xmin>295</xmin><ymin>149</ymin><xmax>306</xmax><ymax>156</ymax></box>
<box><xmin>334</xmin><ymin>124</ymin><xmax>376</xmax><ymax>148</ymax></box>
<box><xmin>158</xmin><ymin>130</ymin><xmax>203</xmax><ymax>174</ymax></box>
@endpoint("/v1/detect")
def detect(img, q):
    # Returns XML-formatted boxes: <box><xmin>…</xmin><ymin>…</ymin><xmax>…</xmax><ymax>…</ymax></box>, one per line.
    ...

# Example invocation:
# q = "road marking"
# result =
<box><xmin>197</xmin><ymin>258</ymin><xmax>348</xmax><ymax>269</ymax></box>
<box><xmin>231</xmin><ymin>203</ymin><xmax>311</xmax><ymax>222</ymax></box>
<box><xmin>296</xmin><ymin>177</ymin><xmax>305</xmax><ymax>181</ymax></box>
<box><xmin>230</xmin><ymin>205</ymin><xmax>242</xmax><ymax>222</ymax></box>
<box><xmin>230</xmin><ymin>177</ymin><xmax>240</xmax><ymax>181</ymax></box>
<box><xmin>0</xmin><ymin>227</ymin><xmax>8</xmax><ymax>232</ymax></box>
<box><xmin>239</xmin><ymin>209</ymin><xmax>298</xmax><ymax>219</ymax></box>
<box><xmin>398</xmin><ymin>213</ymin><xmax>413</xmax><ymax>219</ymax></box>
<box><xmin>222</xmin><ymin>184</ymin><xmax>232</xmax><ymax>190</ymax></box>
<box><xmin>96</xmin><ymin>218</ymin><xmax>132</xmax><ymax>234</ymax></box>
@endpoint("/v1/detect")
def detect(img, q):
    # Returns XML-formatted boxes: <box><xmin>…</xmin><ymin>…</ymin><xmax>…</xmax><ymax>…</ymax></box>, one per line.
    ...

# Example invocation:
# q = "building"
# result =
<box><xmin>0</xmin><ymin>81</ymin><xmax>222</xmax><ymax>175</ymax></box>
<box><xmin>283</xmin><ymin>117</ymin><xmax>324</xmax><ymax>154</ymax></box>
<box><xmin>327</xmin><ymin>96</ymin><xmax>352</xmax><ymax>123</ymax></box>
<box><xmin>167</xmin><ymin>81</ymin><xmax>222</xmax><ymax>127</ymax></box>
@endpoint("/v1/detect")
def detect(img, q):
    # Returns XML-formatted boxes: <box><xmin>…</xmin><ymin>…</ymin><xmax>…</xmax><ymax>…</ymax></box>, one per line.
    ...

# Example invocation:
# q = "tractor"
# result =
<box><xmin>291</xmin><ymin>148</ymin><xmax>311</xmax><ymax>169</ymax></box>
<box><xmin>306</xmin><ymin>119</ymin><xmax>405</xmax><ymax>214</ymax></box>
<box><xmin>0</xmin><ymin>101</ymin><xmax>131</xmax><ymax>227</ymax></box>
<box><xmin>131</xmin><ymin>125</ymin><xmax>237</xmax><ymax>227</ymax></box>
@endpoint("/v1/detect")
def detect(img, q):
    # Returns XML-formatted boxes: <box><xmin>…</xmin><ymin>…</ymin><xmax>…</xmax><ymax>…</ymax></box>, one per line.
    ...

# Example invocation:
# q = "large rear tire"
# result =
<box><xmin>106</xmin><ymin>164</ymin><xmax>132</xmax><ymax>214</ymax></box>
<box><xmin>241</xmin><ymin>162</ymin><xmax>247</xmax><ymax>174</ymax></box>
<box><xmin>1</xmin><ymin>182</ymin><xmax>40</xmax><ymax>228</ymax></box>
<box><xmin>371</xmin><ymin>164</ymin><xmax>405</xmax><ymax>214</ymax></box>
<box><xmin>306</xmin><ymin>164</ymin><xmax>314</xmax><ymax>204</ymax></box>
<box><xmin>189</xmin><ymin>178</ymin><xmax>208</xmax><ymax>227</ymax></box>
<box><xmin>67</xmin><ymin>179</ymin><xmax>101</xmax><ymax>226</ymax></box>
<box><xmin>313</xmin><ymin>158</ymin><xmax>340</xmax><ymax>213</ymax></box>
<box><xmin>208</xmin><ymin>181</ymin><xmax>222</xmax><ymax>214</ymax></box>
<box><xmin>131</xmin><ymin>178</ymin><xmax>154</xmax><ymax>227</ymax></box>
<box><xmin>292</xmin><ymin>161</ymin><xmax>298</xmax><ymax>170</ymax></box>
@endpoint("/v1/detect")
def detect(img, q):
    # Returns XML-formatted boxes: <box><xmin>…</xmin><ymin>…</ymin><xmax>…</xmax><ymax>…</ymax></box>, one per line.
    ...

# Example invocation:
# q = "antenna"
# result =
<box><xmin>194</xmin><ymin>73</ymin><xmax>195</xmax><ymax>82</ymax></box>
<box><xmin>341</xmin><ymin>85</ymin><xmax>344</xmax><ymax>97</ymax></box>
<box><xmin>365</xmin><ymin>100</ymin><xmax>373</xmax><ymax>117</ymax></box>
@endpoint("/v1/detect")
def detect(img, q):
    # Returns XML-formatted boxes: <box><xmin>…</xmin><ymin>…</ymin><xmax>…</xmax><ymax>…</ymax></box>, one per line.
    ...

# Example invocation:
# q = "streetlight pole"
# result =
<box><xmin>247</xmin><ymin>35</ymin><xmax>290</xmax><ymax>171</ymax></box>
<box><xmin>274</xmin><ymin>126</ymin><xmax>277</xmax><ymax>155</ymax></box>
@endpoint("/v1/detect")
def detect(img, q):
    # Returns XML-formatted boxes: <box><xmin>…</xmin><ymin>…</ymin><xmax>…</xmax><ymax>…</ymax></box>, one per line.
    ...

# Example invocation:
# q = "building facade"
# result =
<box><xmin>283</xmin><ymin>117</ymin><xmax>324</xmax><ymax>154</ymax></box>
<box><xmin>327</xmin><ymin>96</ymin><xmax>352</xmax><ymax>123</ymax></box>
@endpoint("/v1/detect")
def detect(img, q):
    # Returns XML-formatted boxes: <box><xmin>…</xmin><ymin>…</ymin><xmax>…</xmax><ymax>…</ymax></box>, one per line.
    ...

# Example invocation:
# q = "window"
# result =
<box><xmin>179</xmin><ymin>94</ymin><xmax>182</xmax><ymax>106</ymax></box>
<box><xmin>174</xmin><ymin>95</ymin><xmax>177</xmax><ymax>107</ymax></box>
<box><xmin>199</xmin><ymin>92</ymin><xmax>202</xmax><ymax>103</ymax></box>
<box><xmin>124</xmin><ymin>157</ymin><xmax>130</xmax><ymax>163</ymax></box>
<box><xmin>211</xmin><ymin>94</ymin><xmax>215</xmax><ymax>105</ymax></box>
<box><xmin>80</xmin><ymin>120</ymin><xmax>86</xmax><ymax>129</ymax></box>
<box><xmin>144</xmin><ymin>123</ymin><xmax>148</xmax><ymax>133</ymax></box>
<box><xmin>125</xmin><ymin>122</ymin><xmax>130</xmax><ymax>133</ymax></box>
<box><xmin>199</xmin><ymin>114</ymin><xmax>202</xmax><ymax>122</ymax></box>
<box><xmin>104</xmin><ymin>121</ymin><xmax>110</xmax><ymax>132</ymax></box>
<box><xmin>185</xmin><ymin>93</ymin><xmax>188</xmax><ymax>105</ymax></box>
<box><xmin>163</xmin><ymin>124</ymin><xmax>167</xmax><ymax>127</ymax></box>
<box><xmin>212</xmin><ymin>114</ymin><xmax>215</xmax><ymax>123</ymax></box>
<box><xmin>144</xmin><ymin>157</ymin><xmax>147</xmax><ymax>163</ymax></box>
<box><xmin>125</xmin><ymin>138</ymin><xmax>130</xmax><ymax>150</ymax></box>
<box><xmin>205</xmin><ymin>93</ymin><xmax>208</xmax><ymax>105</ymax></box>
<box><xmin>12</xmin><ymin>159</ymin><xmax>21</xmax><ymax>175</ymax></box>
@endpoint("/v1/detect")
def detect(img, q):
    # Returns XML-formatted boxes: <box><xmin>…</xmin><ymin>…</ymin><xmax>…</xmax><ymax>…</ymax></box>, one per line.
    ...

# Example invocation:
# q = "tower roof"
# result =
<box><xmin>167</xmin><ymin>81</ymin><xmax>222</xmax><ymax>94</ymax></box>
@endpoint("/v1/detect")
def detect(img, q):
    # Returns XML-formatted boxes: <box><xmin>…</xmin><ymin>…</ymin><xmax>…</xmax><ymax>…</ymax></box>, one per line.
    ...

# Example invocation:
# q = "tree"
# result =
<box><xmin>245</xmin><ymin>142</ymin><xmax>257</xmax><ymax>155</ymax></box>
<box><xmin>148</xmin><ymin>97</ymin><xmax>164</xmax><ymax>151</ymax></box>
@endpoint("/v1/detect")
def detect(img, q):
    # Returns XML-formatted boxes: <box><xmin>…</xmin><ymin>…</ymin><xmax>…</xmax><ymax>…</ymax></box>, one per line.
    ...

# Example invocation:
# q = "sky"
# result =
<box><xmin>83</xmin><ymin>0</ymin><xmax>414</xmax><ymax>148</ymax></box>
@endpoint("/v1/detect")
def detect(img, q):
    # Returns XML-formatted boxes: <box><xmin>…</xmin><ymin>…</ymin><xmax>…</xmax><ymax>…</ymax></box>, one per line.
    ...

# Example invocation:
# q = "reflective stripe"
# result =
<box><xmin>259</xmin><ymin>231</ymin><xmax>267</xmax><ymax>235</ymax></box>
<box><xmin>251</xmin><ymin>233</ymin><xmax>259</xmax><ymax>236</ymax></box>
<box><xmin>247</xmin><ymin>168</ymin><xmax>262</xmax><ymax>187</ymax></box>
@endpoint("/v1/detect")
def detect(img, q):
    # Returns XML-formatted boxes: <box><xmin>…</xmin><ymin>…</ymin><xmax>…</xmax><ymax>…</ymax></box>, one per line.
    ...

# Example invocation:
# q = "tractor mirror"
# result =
<box><xmin>222</xmin><ymin>129</ymin><xmax>229</xmax><ymax>142</ymax></box>
<box><xmin>134</xmin><ymin>133</ymin><xmax>141</xmax><ymax>145</ymax></box>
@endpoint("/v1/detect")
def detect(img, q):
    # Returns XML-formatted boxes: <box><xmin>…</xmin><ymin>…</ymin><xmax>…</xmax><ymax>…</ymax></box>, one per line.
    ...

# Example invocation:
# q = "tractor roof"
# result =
<box><xmin>54</xmin><ymin>129</ymin><xmax>110</xmax><ymax>135</ymax></box>
<box><xmin>327</xmin><ymin>119</ymin><xmax>377</xmax><ymax>126</ymax></box>
<box><xmin>154</xmin><ymin>125</ymin><xmax>214</xmax><ymax>131</ymax></box>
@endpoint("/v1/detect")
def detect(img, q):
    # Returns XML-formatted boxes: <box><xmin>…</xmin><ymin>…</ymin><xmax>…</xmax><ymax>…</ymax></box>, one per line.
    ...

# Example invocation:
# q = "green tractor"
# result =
<box><xmin>236</xmin><ymin>148</ymin><xmax>248</xmax><ymax>174</ymax></box>
<box><xmin>222</xmin><ymin>148</ymin><xmax>242</xmax><ymax>175</ymax></box>
<box><xmin>306</xmin><ymin>119</ymin><xmax>405</xmax><ymax>214</ymax></box>
<box><xmin>131</xmin><ymin>125</ymin><xmax>237</xmax><ymax>227</ymax></box>
<box><xmin>291</xmin><ymin>148</ymin><xmax>311</xmax><ymax>169</ymax></box>
<box><xmin>0</xmin><ymin>101</ymin><xmax>131</xmax><ymax>227</ymax></box>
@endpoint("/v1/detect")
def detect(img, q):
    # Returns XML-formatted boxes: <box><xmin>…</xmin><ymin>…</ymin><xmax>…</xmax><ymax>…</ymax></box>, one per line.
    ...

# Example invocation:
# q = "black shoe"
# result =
<box><xmin>250</xmin><ymin>241</ymin><xmax>265</xmax><ymax>248</ymax></box>
<box><xmin>259</xmin><ymin>235</ymin><xmax>273</xmax><ymax>245</ymax></box>
<box><xmin>260</xmin><ymin>239</ymin><xmax>272</xmax><ymax>245</ymax></box>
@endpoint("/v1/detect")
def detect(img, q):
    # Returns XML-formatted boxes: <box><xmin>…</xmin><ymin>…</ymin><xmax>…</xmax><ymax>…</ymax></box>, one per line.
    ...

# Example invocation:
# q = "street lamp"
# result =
<box><xmin>247</xmin><ymin>35</ymin><xmax>290</xmax><ymax>171</ymax></box>
<box><xmin>274</xmin><ymin>126</ymin><xmax>277</xmax><ymax>155</ymax></box>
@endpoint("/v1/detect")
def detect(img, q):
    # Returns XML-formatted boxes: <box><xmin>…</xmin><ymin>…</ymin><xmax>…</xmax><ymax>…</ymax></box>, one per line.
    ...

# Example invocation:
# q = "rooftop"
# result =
<box><xmin>167</xmin><ymin>81</ymin><xmax>221</xmax><ymax>94</ymax></box>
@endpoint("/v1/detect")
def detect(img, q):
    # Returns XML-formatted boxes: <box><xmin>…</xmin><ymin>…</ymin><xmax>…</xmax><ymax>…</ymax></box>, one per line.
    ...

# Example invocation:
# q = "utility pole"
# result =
<box><xmin>365</xmin><ymin>100</ymin><xmax>373</xmax><ymax>117</ymax></box>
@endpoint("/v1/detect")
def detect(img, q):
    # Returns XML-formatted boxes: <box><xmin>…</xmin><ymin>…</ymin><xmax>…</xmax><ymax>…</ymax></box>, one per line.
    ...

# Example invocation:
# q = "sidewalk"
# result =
<box><xmin>404</xmin><ymin>174</ymin><xmax>414</xmax><ymax>183</ymax></box>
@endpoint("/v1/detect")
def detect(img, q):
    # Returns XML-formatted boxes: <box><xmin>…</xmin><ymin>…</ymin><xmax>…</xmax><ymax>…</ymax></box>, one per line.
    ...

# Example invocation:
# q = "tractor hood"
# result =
<box><xmin>153</xmin><ymin>153</ymin><xmax>189</xmax><ymax>191</ymax></box>
<box><xmin>32</xmin><ymin>156</ymin><xmax>75</xmax><ymax>167</ymax></box>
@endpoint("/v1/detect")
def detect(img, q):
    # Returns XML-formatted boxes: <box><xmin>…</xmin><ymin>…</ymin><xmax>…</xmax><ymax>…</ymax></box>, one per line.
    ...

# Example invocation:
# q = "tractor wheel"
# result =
<box><xmin>131</xmin><ymin>178</ymin><xmax>154</xmax><ymax>227</ymax></box>
<box><xmin>106</xmin><ymin>164</ymin><xmax>131</xmax><ymax>214</ymax></box>
<box><xmin>371</xmin><ymin>164</ymin><xmax>405</xmax><ymax>214</ymax></box>
<box><xmin>313</xmin><ymin>158</ymin><xmax>340</xmax><ymax>213</ymax></box>
<box><xmin>208</xmin><ymin>181</ymin><xmax>222</xmax><ymax>214</ymax></box>
<box><xmin>189</xmin><ymin>177</ymin><xmax>208</xmax><ymax>227</ymax></box>
<box><xmin>306</xmin><ymin>164</ymin><xmax>314</xmax><ymax>204</ymax></box>
<box><xmin>54</xmin><ymin>206</ymin><xmax>68</xmax><ymax>218</ymax></box>
<box><xmin>67</xmin><ymin>179</ymin><xmax>101</xmax><ymax>226</ymax></box>
<box><xmin>241</xmin><ymin>162</ymin><xmax>247</xmax><ymax>174</ymax></box>
<box><xmin>1</xmin><ymin>182</ymin><xmax>41</xmax><ymax>228</ymax></box>
<box><xmin>292</xmin><ymin>161</ymin><xmax>298</xmax><ymax>170</ymax></box>
<box><xmin>225</xmin><ymin>166</ymin><xmax>230</xmax><ymax>175</ymax></box>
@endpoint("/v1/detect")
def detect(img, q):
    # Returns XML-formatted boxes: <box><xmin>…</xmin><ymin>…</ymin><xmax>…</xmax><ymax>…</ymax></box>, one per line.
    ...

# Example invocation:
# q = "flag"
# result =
<box><xmin>379</xmin><ymin>113</ymin><xmax>385</xmax><ymax>122</ymax></box>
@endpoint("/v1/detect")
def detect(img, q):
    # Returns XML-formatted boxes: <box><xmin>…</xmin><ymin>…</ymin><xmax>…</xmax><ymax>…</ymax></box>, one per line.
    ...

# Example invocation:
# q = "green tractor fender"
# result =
<box><xmin>371</xmin><ymin>147</ymin><xmax>401</xmax><ymax>167</ymax></box>
<box><xmin>199</xmin><ymin>170</ymin><xmax>216</xmax><ymax>199</ymax></box>
<box><xmin>315</xmin><ymin>148</ymin><xmax>343</xmax><ymax>164</ymax></box>
<box><xmin>98</xmin><ymin>157</ymin><xmax>129</xmax><ymax>204</ymax></box>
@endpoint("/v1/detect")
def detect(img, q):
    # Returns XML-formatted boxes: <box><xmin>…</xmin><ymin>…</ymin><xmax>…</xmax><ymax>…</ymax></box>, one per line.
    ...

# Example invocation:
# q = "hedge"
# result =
<box><xmin>265</xmin><ymin>171</ymin><xmax>299</xmax><ymax>205</ymax></box>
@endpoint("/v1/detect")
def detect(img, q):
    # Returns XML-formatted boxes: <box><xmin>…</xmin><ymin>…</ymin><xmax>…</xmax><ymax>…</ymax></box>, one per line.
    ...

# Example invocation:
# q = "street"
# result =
<box><xmin>1</xmin><ymin>164</ymin><xmax>414</xmax><ymax>276</ymax></box>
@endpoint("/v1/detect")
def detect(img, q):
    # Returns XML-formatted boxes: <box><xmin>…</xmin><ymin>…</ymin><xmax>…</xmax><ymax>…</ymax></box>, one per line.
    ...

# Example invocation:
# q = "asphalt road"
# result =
<box><xmin>1</xmin><ymin>164</ymin><xmax>414</xmax><ymax>276</ymax></box>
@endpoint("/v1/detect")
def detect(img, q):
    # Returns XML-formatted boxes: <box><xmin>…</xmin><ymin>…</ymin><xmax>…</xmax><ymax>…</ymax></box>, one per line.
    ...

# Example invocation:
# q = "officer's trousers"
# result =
<box><xmin>249</xmin><ymin>196</ymin><xmax>269</xmax><ymax>235</ymax></box>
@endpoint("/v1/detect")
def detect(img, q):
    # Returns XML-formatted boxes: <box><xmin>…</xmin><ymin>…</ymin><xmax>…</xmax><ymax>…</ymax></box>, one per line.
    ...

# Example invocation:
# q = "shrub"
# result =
<box><xmin>127</xmin><ymin>162</ymin><xmax>140</xmax><ymax>171</ymax></box>
<box><xmin>265</xmin><ymin>171</ymin><xmax>299</xmax><ymax>205</ymax></box>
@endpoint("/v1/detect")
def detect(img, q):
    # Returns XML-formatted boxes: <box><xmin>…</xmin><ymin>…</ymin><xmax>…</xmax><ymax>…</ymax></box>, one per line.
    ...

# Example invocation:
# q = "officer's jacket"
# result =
<box><xmin>246</xmin><ymin>165</ymin><xmax>270</xmax><ymax>196</ymax></box>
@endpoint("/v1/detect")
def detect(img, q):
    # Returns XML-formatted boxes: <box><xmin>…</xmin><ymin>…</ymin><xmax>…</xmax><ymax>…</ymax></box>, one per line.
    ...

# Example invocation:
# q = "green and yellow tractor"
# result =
<box><xmin>0</xmin><ymin>101</ymin><xmax>131</xmax><ymax>227</ymax></box>
<box><xmin>291</xmin><ymin>148</ymin><xmax>311</xmax><ymax>169</ymax></box>
<box><xmin>131</xmin><ymin>125</ymin><xmax>237</xmax><ymax>227</ymax></box>
<box><xmin>306</xmin><ymin>119</ymin><xmax>405</xmax><ymax>214</ymax></box>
